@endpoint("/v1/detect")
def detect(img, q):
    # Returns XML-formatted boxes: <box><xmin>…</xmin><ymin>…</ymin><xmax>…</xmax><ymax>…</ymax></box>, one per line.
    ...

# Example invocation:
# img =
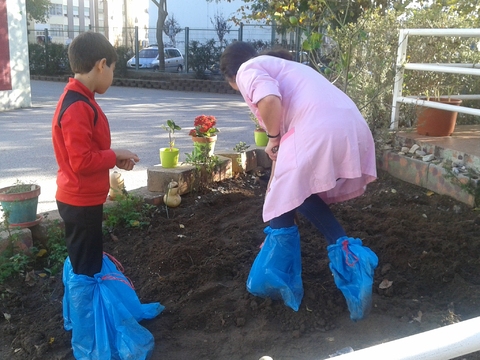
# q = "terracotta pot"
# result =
<box><xmin>416</xmin><ymin>98</ymin><xmax>462</xmax><ymax>137</ymax></box>
<box><xmin>192</xmin><ymin>135</ymin><xmax>217</xmax><ymax>157</ymax></box>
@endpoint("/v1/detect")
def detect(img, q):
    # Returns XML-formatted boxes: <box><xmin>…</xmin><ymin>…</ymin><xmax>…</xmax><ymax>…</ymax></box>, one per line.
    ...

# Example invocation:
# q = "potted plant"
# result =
<box><xmin>0</xmin><ymin>181</ymin><xmax>42</xmax><ymax>228</ymax></box>
<box><xmin>160</xmin><ymin>119</ymin><xmax>182</xmax><ymax>168</ymax></box>
<box><xmin>250</xmin><ymin>112</ymin><xmax>268</xmax><ymax>146</ymax></box>
<box><xmin>188</xmin><ymin>114</ymin><xmax>219</xmax><ymax>157</ymax></box>
<box><xmin>415</xmin><ymin>88</ymin><xmax>462</xmax><ymax>137</ymax></box>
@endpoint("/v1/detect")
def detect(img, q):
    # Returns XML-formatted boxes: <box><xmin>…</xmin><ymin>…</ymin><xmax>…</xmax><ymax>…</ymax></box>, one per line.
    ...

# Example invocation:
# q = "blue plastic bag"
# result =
<box><xmin>327</xmin><ymin>237</ymin><xmax>378</xmax><ymax>321</ymax></box>
<box><xmin>246</xmin><ymin>226</ymin><xmax>303</xmax><ymax>311</ymax></box>
<box><xmin>63</xmin><ymin>253</ymin><xmax>165</xmax><ymax>360</ymax></box>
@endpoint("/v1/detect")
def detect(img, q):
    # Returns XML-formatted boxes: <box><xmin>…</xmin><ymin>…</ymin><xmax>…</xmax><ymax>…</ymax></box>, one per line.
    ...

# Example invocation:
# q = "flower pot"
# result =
<box><xmin>192</xmin><ymin>135</ymin><xmax>217</xmax><ymax>157</ymax></box>
<box><xmin>160</xmin><ymin>147</ymin><xmax>180</xmax><ymax>168</ymax></box>
<box><xmin>254</xmin><ymin>129</ymin><xmax>269</xmax><ymax>146</ymax></box>
<box><xmin>416</xmin><ymin>98</ymin><xmax>462</xmax><ymax>137</ymax></box>
<box><xmin>0</xmin><ymin>184</ymin><xmax>41</xmax><ymax>227</ymax></box>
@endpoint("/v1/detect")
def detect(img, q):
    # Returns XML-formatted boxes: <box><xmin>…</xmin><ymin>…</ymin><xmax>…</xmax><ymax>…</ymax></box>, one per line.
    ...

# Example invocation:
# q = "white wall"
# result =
<box><xmin>148</xmin><ymin>0</ymin><xmax>245</xmax><ymax>30</ymax></box>
<box><xmin>0</xmin><ymin>0</ymin><xmax>31</xmax><ymax>112</ymax></box>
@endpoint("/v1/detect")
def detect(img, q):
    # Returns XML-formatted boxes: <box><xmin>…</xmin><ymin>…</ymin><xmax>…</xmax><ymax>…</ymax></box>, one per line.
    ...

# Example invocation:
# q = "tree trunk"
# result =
<box><xmin>154</xmin><ymin>0</ymin><xmax>168</xmax><ymax>72</ymax></box>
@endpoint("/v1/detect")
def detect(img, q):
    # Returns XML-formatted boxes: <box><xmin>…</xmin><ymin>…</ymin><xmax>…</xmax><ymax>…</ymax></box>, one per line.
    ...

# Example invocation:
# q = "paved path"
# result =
<box><xmin>0</xmin><ymin>80</ymin><xmax>251</xmax><ymax>214</ymax></box>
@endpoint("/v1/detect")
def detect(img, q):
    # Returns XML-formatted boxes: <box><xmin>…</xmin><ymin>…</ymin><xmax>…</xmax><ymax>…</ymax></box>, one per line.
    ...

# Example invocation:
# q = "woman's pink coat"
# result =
<box><xmin>236</xmin><ymin>55</ymin><xmax>377</xmax><ymax>222</ymax></box>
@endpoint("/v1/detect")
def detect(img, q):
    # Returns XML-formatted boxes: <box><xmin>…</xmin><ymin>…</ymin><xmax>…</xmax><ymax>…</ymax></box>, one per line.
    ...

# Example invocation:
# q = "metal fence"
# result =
<box><xmin>32</xmin><ymin>23</ymin><xmax>316</xmax><ymax>75</ymax></box>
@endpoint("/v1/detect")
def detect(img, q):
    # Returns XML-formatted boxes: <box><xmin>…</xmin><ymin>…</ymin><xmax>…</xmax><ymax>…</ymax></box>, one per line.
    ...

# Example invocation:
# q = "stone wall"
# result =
<box><xmin>31</xmin><ymin>73</ymin><xmax>240</xmax><ymax>95</ymax></box>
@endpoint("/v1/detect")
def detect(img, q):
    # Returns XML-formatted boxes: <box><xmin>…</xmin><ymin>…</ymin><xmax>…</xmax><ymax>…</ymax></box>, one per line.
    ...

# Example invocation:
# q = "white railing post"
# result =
<box><xmin>390</xmin><ymin>28</ymin><xmax>480</xmax><ymax>131</ymax></box>
<box><xmin>391</xmin><ymin>29</ymin><xmax>408</xmax><ymax>130</ymax></box>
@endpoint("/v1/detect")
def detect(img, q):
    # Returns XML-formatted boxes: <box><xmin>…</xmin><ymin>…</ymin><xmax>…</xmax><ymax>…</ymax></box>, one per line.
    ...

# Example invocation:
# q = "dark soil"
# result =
<box><xmin>2</xmin><ymin>169</ymin><xmax>480</xmax><ymax>360</ymax></box>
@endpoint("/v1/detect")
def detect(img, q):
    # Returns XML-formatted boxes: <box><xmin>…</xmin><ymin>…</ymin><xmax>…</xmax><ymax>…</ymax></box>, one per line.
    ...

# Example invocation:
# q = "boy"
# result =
<box><xmin>52</xmin><ymin>31</ymin><xmax>139</xmax><ymax>277</ymax></box>
<box><xmin>52</xmin><ymin>32</ymin><xmax>162</xmax><ymax>359</ymax></box>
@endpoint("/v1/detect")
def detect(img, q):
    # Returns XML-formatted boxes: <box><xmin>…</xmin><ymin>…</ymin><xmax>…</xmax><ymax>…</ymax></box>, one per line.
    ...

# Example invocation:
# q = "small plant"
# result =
<box><xmin>249</xmin><ymin>112</ymin><xmax>263</xmax><ymax>130</ymax></box>
<box><xmin>0</xmin><ymin>207</ymin><xmax>36</xmax><ymax>283</ymax></box>
<box><xmin>161</xmin><ymin>119</ymin><xmax>182</xmax><ymax>151</ymax></box>
<box><xmin>103</xmin><ymin>194</ymin><xmax>157</xmax><ymax>235</ymax></box>
<box><xmin>44</xmin><ymin>220</ymin><xmax>68</xmax><ymax>275</ymax></box>
<box><xmin>1</xmin><ymin>180</ymin><xmax>37</xmax><ymax>194</ymax></box>
<box><xmin>233</xmin><ymin>141</ymin><xmax>250</xmax><ymax>152</ymax></box>
<box><xmin>183</xmin><ymin>146</ymin><xmax>222</xmax><ymax>192</ymax></box>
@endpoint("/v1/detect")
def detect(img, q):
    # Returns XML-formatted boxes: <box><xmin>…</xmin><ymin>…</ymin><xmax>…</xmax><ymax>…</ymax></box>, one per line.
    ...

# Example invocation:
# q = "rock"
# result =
<box><xmin>408</xmin><ymin>144</ymin><xmax>420</xmax><ymax>154</ymax></box>
<box><xmin>422</xmin><ymin>154</ymin><xmax>435</xmax><ymax>162</ymax></box>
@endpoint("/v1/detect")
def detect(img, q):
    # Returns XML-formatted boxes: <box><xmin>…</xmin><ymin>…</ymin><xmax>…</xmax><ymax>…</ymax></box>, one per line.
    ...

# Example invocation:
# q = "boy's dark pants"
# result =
<box><xmin>57</xmin><ymin>201</ymin><xmax>103</xmax><ymax>277</ymax></box>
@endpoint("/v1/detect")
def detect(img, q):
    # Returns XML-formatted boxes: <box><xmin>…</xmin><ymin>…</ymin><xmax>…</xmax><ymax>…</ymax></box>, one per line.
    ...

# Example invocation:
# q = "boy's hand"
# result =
<box><xmin>113</xmin><ymin>149</ymin><xmax>140</xmax><ymax>171</ymax></box>
<box><xmin>116</xmin><ymin>158</ymin><xmax>136</xmax><ymax>170</ymax></box>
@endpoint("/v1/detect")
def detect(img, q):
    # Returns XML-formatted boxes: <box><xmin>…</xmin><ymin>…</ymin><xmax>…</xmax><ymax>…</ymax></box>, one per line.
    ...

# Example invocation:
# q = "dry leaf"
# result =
<box><xmin>179</xmin><ymin>224</ymin><xmax>185</xmax><ymax>229</ymax></box>
<box><xmin>426</xmin><ymin>191</ymin><xmax>435</xmax><ymax>196</ymax></box>
<box><xmin>412</xmin><ymin>311</ymin><xmax>423</xmax><ymax>323</ymax></box>
<box><xmin>36</xmin><ymin>249</ymin><xmax>47</xmax><ymax>257</ymax></box>
<box><xmin>3</xmin><ymin>313</ymin><xmax>11</xmax><ymax>322</ymax></box>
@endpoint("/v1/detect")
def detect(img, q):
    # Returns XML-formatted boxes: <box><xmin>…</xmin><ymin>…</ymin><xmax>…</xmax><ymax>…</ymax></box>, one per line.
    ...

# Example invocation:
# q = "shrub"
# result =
<box><xmin>188</xmin><ymin>39</ymin><xmax>222</xmax><ymax>79</ymax></box>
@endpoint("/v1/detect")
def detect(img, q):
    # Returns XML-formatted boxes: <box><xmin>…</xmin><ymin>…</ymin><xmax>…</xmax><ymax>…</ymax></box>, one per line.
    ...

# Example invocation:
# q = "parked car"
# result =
<box><xmin>152</xmin><ymin>48</ymin><xmax>184</xmax><ymax>72</ymax></box>
<box><xmin>126</xmin><ymin>46</ymin><xmax>184</xmax><ymax>72</ymax></box>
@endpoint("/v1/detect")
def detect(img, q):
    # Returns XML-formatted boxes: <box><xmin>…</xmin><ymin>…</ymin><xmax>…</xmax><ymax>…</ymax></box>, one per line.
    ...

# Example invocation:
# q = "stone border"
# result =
<box><xmin>31</xmin><ymin>74</ymin><xmax>240</xmax><ymax>95</ymax></box>
<box><xmin>377</xmin><ymin>150</ymin><xmax>479</xmax><ymax>207</ymax></box>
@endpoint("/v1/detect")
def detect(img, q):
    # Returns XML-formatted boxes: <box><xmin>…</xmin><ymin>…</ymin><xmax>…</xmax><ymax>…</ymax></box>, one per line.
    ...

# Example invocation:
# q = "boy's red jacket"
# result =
<box><xmin>52</xmin><ymin>78</ymin><xmax>116</xmax><ymax>206</ymax></box>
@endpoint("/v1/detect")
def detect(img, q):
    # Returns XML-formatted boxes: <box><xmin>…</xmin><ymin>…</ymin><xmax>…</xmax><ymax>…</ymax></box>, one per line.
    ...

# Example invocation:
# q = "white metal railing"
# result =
<box><xmin>390</xmin><ymin>28</ymin><xmax>480</xmax><ymax>130</ymax></box>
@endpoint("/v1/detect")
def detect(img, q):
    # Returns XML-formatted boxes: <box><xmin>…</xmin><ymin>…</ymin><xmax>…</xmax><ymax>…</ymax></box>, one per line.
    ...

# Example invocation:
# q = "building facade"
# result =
<box><xmin>29</xmin><ymin>0</ymin><xmax>148</xmax><ymax>48</ymax></box>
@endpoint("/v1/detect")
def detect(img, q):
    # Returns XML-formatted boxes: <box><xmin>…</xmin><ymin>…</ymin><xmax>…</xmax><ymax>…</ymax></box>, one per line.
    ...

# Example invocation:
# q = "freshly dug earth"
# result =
<box><xmin>2</xmin><ymin>169</ymin><xmax>480</xmax><ymax>360</ymax></box>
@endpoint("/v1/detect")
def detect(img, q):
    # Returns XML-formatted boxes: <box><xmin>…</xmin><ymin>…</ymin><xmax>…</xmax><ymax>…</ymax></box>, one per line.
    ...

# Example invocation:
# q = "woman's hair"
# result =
<box><xmin>260</xmin><ymin>48</ymin><xmax>293</xmax><ymax>61</ymax></box>
<box><xmin>220</xmin><ymin>41</ymin><xmax>293</xmax><ymax>79</ymax></box>
<box><xmin>220</xmin><ymin>41</ymin><xmax>257</xmax><ymax>79</ymax></box>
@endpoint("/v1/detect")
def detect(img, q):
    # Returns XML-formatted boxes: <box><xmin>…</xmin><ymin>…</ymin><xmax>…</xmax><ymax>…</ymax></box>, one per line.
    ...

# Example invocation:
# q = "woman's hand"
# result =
<box><xmin>265</xmin><ymin>138</ymin><xmax>280</xmax><ymax>161</ymax></box>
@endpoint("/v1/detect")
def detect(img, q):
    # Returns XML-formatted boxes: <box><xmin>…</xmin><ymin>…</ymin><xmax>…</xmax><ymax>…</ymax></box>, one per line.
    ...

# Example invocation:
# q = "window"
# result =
<box><xmin>73</xmin><ymin>6</ymin><xmax>78</xmax><ymax>17</ymax></box>
<box><xmin>49</xmin><ymin>4</ymin><xmax>62</xmax><ymax>16</ymax></box>
<box><xmin>50</xmin><ymin>24</ymin><xmax>63</xmax><ymax>37</ymax></box>
<box><xmin>139</xmin><ymin>49</ymin><xmax>159</xmax><ymax>59</ymax></box>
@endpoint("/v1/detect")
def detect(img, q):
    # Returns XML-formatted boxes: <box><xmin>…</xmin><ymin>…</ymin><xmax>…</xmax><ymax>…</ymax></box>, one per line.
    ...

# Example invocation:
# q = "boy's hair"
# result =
<box><xmin>68</xmin><ymin>31</ymin><xmax>117</xmax><ymax>74</ymax></box>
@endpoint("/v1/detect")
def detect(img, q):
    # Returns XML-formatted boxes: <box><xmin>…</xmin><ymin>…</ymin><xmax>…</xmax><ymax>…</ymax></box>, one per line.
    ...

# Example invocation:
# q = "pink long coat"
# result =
<box><xmin>235</xmin><ymin>55</ymin><xmax>377</xmax><ymax>222</ymax></box>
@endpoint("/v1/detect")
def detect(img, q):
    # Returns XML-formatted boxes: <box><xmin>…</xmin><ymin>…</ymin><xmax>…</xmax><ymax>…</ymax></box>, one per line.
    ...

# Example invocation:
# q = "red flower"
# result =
<box><xmin>190</xmin><ymin>115</ymin><xmax>219</xmax><ymax>137</ymax></box>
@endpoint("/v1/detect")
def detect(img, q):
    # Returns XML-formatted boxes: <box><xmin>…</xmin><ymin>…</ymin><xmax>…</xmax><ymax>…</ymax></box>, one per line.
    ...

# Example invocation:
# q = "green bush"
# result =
<box><xmin>28</xmin><ymin>42</ymin><xmax>70</xmax><ymax>75</ymax></box>
<box><xmin>188</xmin><ymin>39</ymin><xmax>222</xmax><ymax>79</ymax></box>
<box><xmin>114</xmin><ymin>45</ymin><xmax>133</xmax><ymax>78</ymax></box>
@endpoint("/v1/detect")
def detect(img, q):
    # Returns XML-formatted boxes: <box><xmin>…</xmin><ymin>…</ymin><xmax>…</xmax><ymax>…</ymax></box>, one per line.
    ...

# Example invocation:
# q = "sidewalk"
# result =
<box><xmin>0</xmin><ymin>80</ymin><xmax>249</xmax><ymax>215</ymax></box>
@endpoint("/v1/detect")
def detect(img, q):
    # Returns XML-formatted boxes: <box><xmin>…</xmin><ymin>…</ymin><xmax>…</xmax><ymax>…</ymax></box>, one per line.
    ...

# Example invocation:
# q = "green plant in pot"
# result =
<box><xmin>250</xmin><ymin>112</ymin><xmax>268</xmax><ymax>146</ymax></box>
<box><xmin>160</xmin><ymin>119</ymin><xmax>182</xmax><ymax>168</ymax></box>
<box><xmin>0</xmin><ymin>180</ymin><xmax>41</xmax><ymax>228</ymax></box>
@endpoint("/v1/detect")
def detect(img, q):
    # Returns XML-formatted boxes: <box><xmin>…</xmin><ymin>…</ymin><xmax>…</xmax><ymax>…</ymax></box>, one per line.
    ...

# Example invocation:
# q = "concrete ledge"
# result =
<box><xmin>377</xmin><ymin>151</ymin><xmax>429</xmax><ymax>187</ymax></box>
<box><xmin>147</xmin><ymin>156</ymin><xmax>232</xmax><ymax>194</ymax></box>
<box><xmin>378</xmin><ymin>150</ymin><xmax>478</xmax><ymax>207</ymax></box>
<box><xmin>216</xmin><ymin>149</ymin><xmax>258</xmax><ymax>174</ymax></box>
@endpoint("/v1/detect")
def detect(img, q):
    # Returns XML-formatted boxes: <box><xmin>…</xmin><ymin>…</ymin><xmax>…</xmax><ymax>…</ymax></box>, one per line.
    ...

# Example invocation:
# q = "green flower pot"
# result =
<box><xmin>254</xmin><ymin>129</ymin><xmax>269</xmax><ymax>146</ymax></box>
<box><xmin>160</xmin><ymin>148</ymin><xmax>180</xmax><ymax>168</ymax></box>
